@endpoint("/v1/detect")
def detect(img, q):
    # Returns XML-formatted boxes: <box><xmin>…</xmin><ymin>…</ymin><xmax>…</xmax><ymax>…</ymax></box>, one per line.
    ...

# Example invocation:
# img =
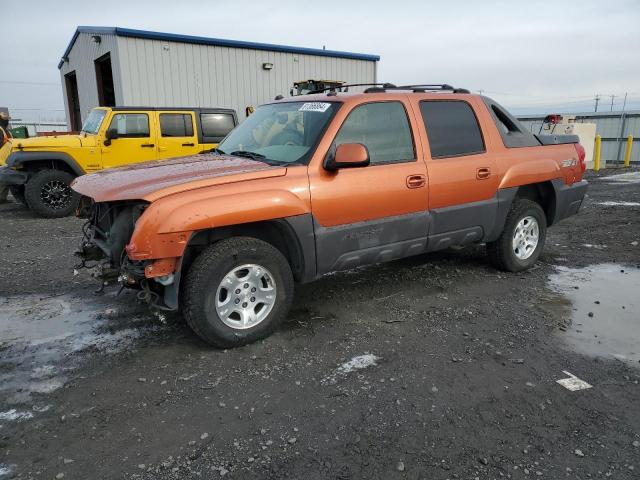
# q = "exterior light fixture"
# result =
<box><xmin>91</xmin><ymin>35</ymin><xmax>102</xmax><ymax>44</ymax></box>
<box><xmin>262</xmin><ymin>62</ymin><xmax>274</xmax><ymax>70</ymax></box>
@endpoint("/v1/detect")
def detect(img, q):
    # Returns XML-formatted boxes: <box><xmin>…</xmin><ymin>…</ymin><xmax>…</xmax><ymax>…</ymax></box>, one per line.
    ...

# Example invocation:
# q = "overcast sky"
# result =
<box><xmin>2</xmin><ymin>0</ymin><xmax>639</xmax><ymax>122</ymax></box>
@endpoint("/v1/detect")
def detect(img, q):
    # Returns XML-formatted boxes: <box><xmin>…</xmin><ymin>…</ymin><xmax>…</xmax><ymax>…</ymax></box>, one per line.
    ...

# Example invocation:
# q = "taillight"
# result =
<box><xmin>574</xmin><ymin>143</ymin><xmax>586</xmax><ymax>172</ymax></box>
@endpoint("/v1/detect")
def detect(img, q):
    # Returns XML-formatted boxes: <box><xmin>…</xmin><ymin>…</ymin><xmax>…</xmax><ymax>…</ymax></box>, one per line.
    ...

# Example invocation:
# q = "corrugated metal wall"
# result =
<box><xmin>115</xmin><ymin>36</ymin><xmax>376</xmax><ymax>119</ymax></box>
<box><xmin>518</xmin><ymin>111</ymin><xmax>640</xmax><ymax>164</ymax></box>
<box><xmin>59</xmin><ymin>33</ymin><xmax>124</xmax><ymax>128</ymax></box>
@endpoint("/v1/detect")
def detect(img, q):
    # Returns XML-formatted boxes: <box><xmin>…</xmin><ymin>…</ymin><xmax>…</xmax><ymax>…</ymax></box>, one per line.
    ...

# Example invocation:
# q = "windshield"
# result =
<box><xmin>217</xmin><ymin>101</ymin><xmax>341</xmax><ymax>165</ymax></box>
<box><xmin>81</xmin><ymin>109</ymin><xmax>107</xmax><ymax>134</ymax></box>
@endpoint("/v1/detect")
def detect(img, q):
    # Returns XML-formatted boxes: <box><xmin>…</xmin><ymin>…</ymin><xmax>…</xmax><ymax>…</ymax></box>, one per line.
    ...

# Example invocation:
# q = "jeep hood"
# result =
<box><xmin>13</xmin><ymin>134</ymin><xmax>83</xmax><ymax>150</ymax></box>
<box><xmin>71</xmin><ymin>153</ymin><xmax>287</xmax><ymax>202</ymax></box>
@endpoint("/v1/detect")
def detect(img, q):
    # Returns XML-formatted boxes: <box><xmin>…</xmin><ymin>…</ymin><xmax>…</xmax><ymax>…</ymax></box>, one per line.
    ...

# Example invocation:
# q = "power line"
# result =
<box><xmin>0</xmin><ymin>80</ymin><xmax>61</xmax><ymax>86</ymax></box>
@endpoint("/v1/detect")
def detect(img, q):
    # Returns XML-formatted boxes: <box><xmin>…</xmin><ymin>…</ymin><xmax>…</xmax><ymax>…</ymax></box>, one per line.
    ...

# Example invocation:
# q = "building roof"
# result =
<box><xmin>58</xmin><ymin>26</ymin><xmax>380</xmax><ymax>69</ymax></box>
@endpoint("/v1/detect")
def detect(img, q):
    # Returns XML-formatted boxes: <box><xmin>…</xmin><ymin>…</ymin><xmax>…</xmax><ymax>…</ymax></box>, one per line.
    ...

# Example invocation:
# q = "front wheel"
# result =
<box><xmin>181</xmin><ymin>237</ymin><xmax>294</xmax><ymax>348</ymax></box>
<box><xmin>487</xmin><ymin>199</ymin><xmax>547</xmax><ymax>272</ymax></box>
<box><xmin>24</xmin><ymin>169</ymin><xmax>80</xmax><ymax>218</ymax></box>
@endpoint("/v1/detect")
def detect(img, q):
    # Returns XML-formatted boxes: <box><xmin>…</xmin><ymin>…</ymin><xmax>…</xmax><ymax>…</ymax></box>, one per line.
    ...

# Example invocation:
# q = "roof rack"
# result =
<box><xmin>306</xmin><ymin>82</ymin><xmax>470</xmax><ymax>95</ymax></box>
<box><xmin>394</xmin><ymin>84</ymin><xmax>470</xmax><ymax>94</ymax></box>
<box><xmin>305</xmin><ymin>82</ymin><xmax>397</xmax><ymax>94</ymax></box>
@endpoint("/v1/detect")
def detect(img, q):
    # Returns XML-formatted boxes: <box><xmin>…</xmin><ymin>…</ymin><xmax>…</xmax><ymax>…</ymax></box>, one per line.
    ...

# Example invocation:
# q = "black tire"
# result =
<box><xmin>24</xmin><ymin>169</ymin><xmax>80</xmax><ymax>218</ymax></box>
<box><xmin>9</xmin><ymin>186</ymin><xmax>26</xmax><ymax>205</ymax></box>
<box><xmin>182</xmin><ymin>237</ymin><xmax>294</xmax><ymax>348</ymax></box>
<box><xmin>487</xmin><ymin>199</ymin><xmax>547</xmax><ymax>272</ymax></box>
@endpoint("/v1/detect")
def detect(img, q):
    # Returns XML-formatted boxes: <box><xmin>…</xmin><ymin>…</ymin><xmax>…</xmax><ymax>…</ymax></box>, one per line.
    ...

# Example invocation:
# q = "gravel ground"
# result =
<box><xmin>0</xmin><ymin>169</ymin><xmax>639</xmax><ymax>479</ymax></box>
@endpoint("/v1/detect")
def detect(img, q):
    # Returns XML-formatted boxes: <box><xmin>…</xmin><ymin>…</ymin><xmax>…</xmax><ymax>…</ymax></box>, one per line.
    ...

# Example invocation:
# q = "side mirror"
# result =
<box><xmin>104</xmin><ymin>128</ymin><xmax>118</xmax><ymax>146</ymax></box>
<box><xmin>324</xmin><ymin>143</ymin><xmax>370</xmax><ymax>171</ymax></box>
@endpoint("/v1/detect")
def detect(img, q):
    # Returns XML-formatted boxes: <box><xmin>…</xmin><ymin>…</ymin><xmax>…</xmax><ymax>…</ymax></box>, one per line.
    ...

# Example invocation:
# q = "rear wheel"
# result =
<box><xmin>24</xmin><ymin>169</ymin><xmax>79</xmax><ymax>218</ymax></box>
<box><xmin>182</xmin><ymin>237</ymin><xmax>294</xmax><ymax>348</ymax></box>
<box><xmin>487</xmin><ymin>199</ymin><xmax>547</xmax><ymax>272</ymax></box>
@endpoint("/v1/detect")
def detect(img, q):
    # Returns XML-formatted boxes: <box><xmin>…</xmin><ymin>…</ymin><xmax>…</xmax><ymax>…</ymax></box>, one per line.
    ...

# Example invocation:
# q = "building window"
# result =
<box><xmin>419</xmin><ymin>101</ymin><xmax>485</xmax><ymax>158</ymax></box>
<box><xmin>160</xmin><ymin>114</ymin><xmax>194</xmax><ymax>137</ymax></box>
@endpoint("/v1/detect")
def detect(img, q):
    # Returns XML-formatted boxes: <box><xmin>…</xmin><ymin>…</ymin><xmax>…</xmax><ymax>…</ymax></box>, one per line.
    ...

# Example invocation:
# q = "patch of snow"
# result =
<box><xmin>336</xmin><ymin>354</ymin><xmax>380</xmax><ymax>374</ymax></box>
<box><xmin>597</xmin><ymin>201</ymin><xmax>640</xmax><ymax>207</ymax></box>
<box><xmin>0</xmin><ymin>409</ymin><xmax>34</xmax><ymax>421</ymax></box>
<box><xmin>322</xmin><ymin>354</ymin><xmax>381</xmax><ymax>385</ymax></box>
<box><xmin>603</xmin><ymin>171</ymin><xmax>640</xmax><ymax>184</ymax></box>
<box><xmin>68</xmin><ymin>327</ymin><xmax>142</xmax><ymax>354</ymax></box>
<box><xmin>582</xmin><ymin>244</ymin><xmax>606</xmax><ymax>249</ymax></box>
<box><xmin>0</xmin><ymin>464</ymin><xmax>16</xmax><ymax>477</ymax></box>
<box><xmin>32</xmin><ymin>404</ymin><xmax>52</xmax><ymax>413</ymax></box>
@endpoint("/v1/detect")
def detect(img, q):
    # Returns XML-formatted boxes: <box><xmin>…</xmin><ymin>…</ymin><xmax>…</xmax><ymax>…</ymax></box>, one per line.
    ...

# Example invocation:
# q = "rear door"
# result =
<box><xmin>157</xmin><ymin>111</ymin><xmax>199</xmax><ymax>159</ymax></box>
<box><xmin>411</xmin><ymin>97</ymin><xmax>500</xmax><ymax>249</ymax></box>
<box><xmin>101</xmin><ymin>111</ymin><xmax>157</xmax><ymax>168</ymax></box>
<box><xmin>308</xmin><ymin>99</ymin><xmax>429</xmax><ymax>275</ymax></box>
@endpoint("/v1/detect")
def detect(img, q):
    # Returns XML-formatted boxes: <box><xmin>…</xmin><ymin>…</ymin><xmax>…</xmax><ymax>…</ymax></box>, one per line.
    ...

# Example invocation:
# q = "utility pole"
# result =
<box><xmin>622</xmin><ymin>92</ymin><xmax>628</xmax><ymax>112</ymax></box>
<box><xmin>610</xmin><ymin>94</ymin><xmax>616</xmax><ymax>112</ymax></box>
<box><xmin>594</xmin><ymin>94</ymin><xmax>601</xmax><ymax>112</ymax></box>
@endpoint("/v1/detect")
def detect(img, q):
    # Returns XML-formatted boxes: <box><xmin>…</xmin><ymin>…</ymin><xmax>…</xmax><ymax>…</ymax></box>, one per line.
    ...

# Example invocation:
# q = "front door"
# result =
<box><xmin>101</xmin><ymin>112</ymin><xmax>157</xmax><ymax>169</ymax></box>
<box><xmin>157</xmin><ymin>111</ymin><xmax>200</xmax><ymax>159</ymax></box>
<box><xmin>308</xmin><ymin>100</ymin><xmax>429</xmax><ymax>275</ymax></box>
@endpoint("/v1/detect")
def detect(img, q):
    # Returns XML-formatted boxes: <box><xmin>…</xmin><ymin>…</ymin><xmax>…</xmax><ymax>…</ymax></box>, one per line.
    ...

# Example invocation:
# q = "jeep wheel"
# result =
<box><xmin>182</xmin><ymin>237</ymin><xmax>294</xmax><ymax>348</ymax></box>
<box><xmin>24</xmin><ymin>169</ymin><xmax>80</xmax><ymax>218</ymax></box>
<box><xmin>9</xmin><ymin>186</ymin><xmax>26</xmax><ymax>205</ymax></box>
<box><xmin>487</xmin><ymin>199</ymin><xmax>547</xmax><ymax>272</ymax></box>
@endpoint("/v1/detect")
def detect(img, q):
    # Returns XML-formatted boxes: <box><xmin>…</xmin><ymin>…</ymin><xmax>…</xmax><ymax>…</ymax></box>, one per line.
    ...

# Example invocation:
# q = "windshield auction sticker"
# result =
<box><xmin>299</xmin><ymin>102</ymin><xmax>332</xmax><ymax>113</ymax></box>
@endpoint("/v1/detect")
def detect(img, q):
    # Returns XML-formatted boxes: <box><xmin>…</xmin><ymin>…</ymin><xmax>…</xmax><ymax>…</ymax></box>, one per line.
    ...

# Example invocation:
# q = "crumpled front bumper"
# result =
<box><xmin>0</xmin><ymin>166</ymin><xmax>28</xmax><ymax>186</ymax></box>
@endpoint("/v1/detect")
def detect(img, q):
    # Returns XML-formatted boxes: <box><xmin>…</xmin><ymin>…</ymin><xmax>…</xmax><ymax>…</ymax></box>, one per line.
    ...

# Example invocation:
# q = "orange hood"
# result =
<box><xmin>71</xmin><ymin>153</ymin><xmax>287</xmax><ymax>202</ymax></box>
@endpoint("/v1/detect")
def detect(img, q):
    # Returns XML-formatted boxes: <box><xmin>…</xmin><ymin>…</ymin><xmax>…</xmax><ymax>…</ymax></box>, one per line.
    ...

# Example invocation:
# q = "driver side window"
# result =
<box><xmin>108</xmin><ymin>113</ymin><xmax>149</xmax><ymax>138</ymax></box>
<box><xmin>334</xmin><ymin>102</ymin><xmax>415</xmax><ymax>164</ymax></box>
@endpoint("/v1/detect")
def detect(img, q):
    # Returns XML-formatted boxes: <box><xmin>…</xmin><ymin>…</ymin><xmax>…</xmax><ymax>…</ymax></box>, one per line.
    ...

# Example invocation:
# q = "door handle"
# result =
<box><xmin>141</xmin><ymin>143</ymin><xmax>155</xmax><ymax>148</ymax></box>
<box><xmin>476</xmin><ymin>167</ymin><xmax>491</xmax><ymax>180</ymax></box>
<box><xmin>182</xmin><ymin>142</ymin><xmax>195</xmax><ymax>147</ymax></box>
<box><xmin>406</xmin><ymin>174</ymin><xmax>426</xmax><ymax>189</ymax></box>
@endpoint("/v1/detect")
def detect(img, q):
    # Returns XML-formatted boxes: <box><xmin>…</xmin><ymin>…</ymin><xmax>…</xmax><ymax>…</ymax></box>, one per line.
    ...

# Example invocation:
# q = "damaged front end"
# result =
<box><xmin>75</xmin><ymin>198</ymin><xmax>179</xmax><ymax>310</ymax></box>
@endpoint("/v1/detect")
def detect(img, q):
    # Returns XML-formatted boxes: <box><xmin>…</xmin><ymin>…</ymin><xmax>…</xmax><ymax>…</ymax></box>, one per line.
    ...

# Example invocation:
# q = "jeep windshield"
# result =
<box><xmin>217</xmin><ymin>101</ymin><xmax>340</xmax><ymax>165</ymax></box>
<box><xmin>81</xmin><ymin>109</ymin><xmax>107</xmax><ymax>134</ymax></box>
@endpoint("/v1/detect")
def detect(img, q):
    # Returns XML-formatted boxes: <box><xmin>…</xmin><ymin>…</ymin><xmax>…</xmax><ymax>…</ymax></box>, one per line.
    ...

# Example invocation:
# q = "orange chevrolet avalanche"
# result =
<box><xmin>73</xmin><ymin>84</ymin><xmax>588</xmax><ymax>347</ymax></box>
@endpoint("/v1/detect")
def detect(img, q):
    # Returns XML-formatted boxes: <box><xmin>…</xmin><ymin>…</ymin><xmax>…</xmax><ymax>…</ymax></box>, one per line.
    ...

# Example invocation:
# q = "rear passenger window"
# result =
<box><xmin>160</xmin><ymin>114</ymin><xmax>194</xmax><ymax>137</ymax></box>
<box><xmin>200</xmin><ymin>113</ymin><xmax>236</xmax><ymax>142</ymax></box>
<box><xmin>334</xmin><ymin>102</ymin><xmax>414</xmax><ymax>164</ymax></box>
<box><xmin>420</xmin><ymin>101</ymin><xmax>485</xmax><ymax>158</ymax></box>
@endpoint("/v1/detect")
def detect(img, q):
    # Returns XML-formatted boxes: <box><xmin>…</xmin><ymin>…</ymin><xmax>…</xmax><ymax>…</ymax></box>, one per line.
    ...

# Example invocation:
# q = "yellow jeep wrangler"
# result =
<box><xmin>0</xmin><ymin>106</ymin><xmax>237</xmax><ymax>218</ymax></box>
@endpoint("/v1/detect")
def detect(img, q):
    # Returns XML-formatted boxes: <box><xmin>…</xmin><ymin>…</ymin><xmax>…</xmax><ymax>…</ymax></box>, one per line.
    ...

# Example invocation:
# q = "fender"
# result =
<box><xmin>498</xmin><ymin>158</ymin><xmax>561</xmax><ymax>190</ymax></box>
<box><xmin>6</xmin><ymin>151</ymin><xmax>85</xmax><ymax>176</ymax></box>
<box><xmin>128</xmin><ymin>189</ymin><xmax>310</xmax><ymax>261</ymax></box>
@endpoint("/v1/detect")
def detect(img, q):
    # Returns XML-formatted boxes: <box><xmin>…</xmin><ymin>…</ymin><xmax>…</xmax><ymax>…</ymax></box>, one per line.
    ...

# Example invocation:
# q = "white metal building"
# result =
<box><xmin>58</xmin><ymin>26</ymin><xmax>380</xmax><ymax>130</ymax></box>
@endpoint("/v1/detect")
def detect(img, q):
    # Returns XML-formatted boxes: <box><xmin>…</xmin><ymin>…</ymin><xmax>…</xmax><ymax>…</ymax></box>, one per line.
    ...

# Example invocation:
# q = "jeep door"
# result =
<box><xmin>410</xmin><ymin>96</ymin><xmax>500</xmax><ymax>250</ymax></box>
<box><xmin>101</xmin><ymin>111</ymin><xmax>158</xmax><ymax>169</ymax></box>
<box><xmin>308</xmin><ymin>98</ymin><xmax>429</xmax><ymax>275</ymax></box>
<box><xmin>156</xmin><ymin>111</ymin><xmax>200</xmax><ymax>159</ymax></box>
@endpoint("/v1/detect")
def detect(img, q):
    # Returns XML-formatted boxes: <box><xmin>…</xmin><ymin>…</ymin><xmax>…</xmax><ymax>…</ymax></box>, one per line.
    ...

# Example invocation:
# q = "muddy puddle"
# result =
<box><xmin>549</xmin><ymin>263</ymin><xmax>640</xmax><ymax>368</ymax></box>
<box><xmin>0</xmin><ymin>292</ymin><xmax>157</xmax><ymax>408</ymax></box>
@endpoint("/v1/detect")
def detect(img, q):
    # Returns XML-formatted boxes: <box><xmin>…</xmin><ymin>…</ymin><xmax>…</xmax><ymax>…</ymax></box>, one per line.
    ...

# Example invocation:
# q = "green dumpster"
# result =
<box><xmin>9</xmin><ymin>126</ymin><xmax>29</xmax><ymax>138</ymax></box>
